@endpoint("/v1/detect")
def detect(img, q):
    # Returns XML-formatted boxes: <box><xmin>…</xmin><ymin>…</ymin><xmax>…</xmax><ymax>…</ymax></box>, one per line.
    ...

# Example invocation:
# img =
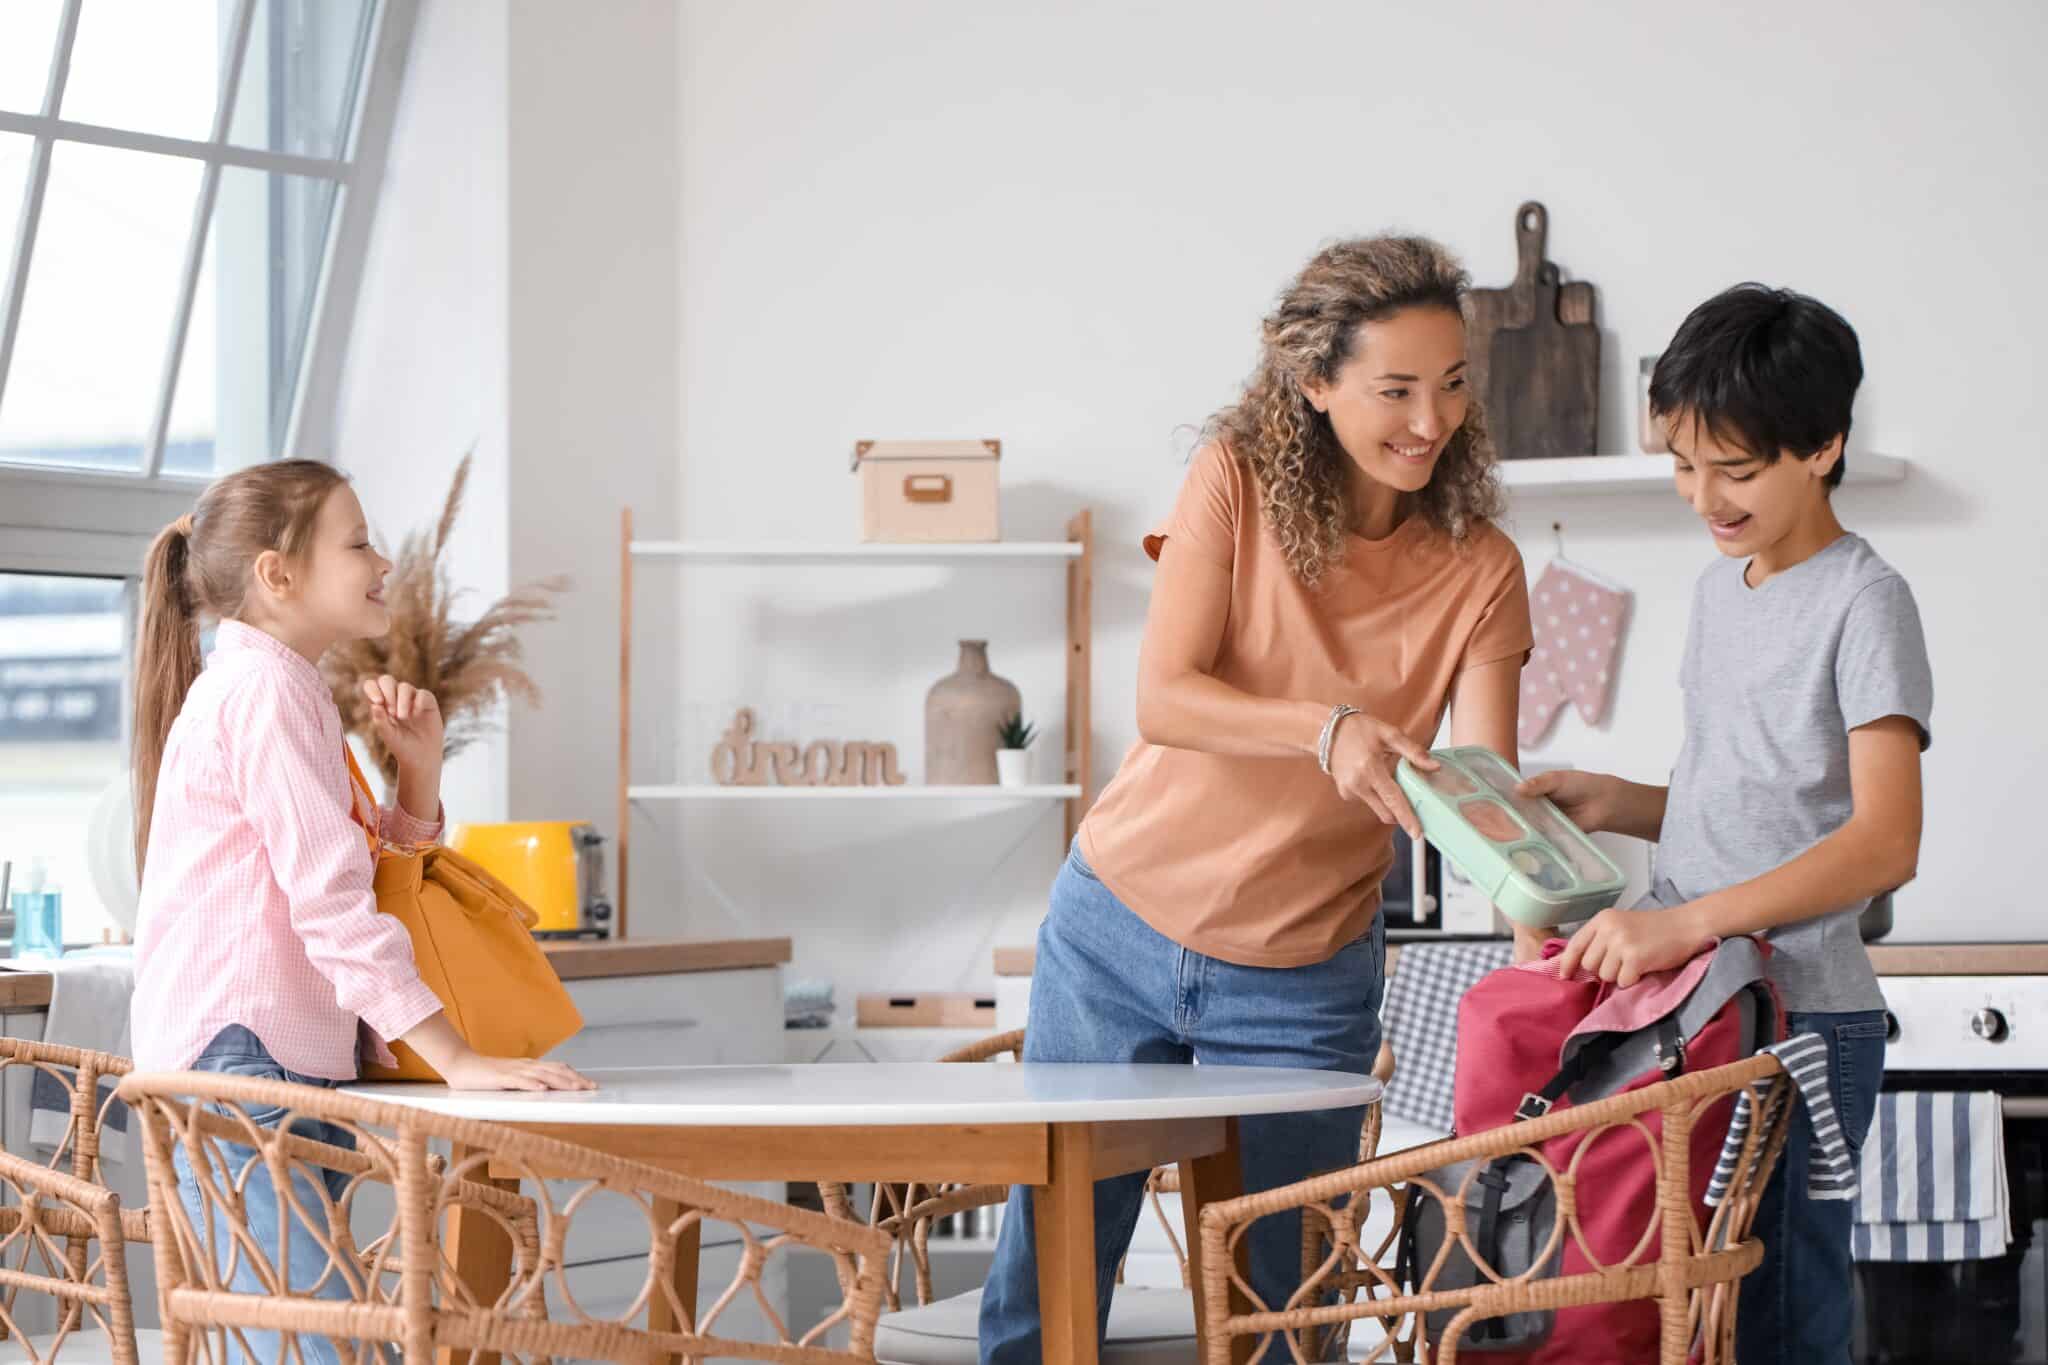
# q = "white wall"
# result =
<box><xmin>339</xmin><ymin>1</ymin><xmax>2047</xmax><ymax>1003</ymax></box>
<box><xmin>330</xmin><ymin>0</ymin><xmax>511</xmax><ymax>823</ymax></box>
<box><xmin>503</xmin><ymin>1</ymin><xmax>682</xmax><ymax>926</ymax></box>
<box><xmin>664</xmin><ymin>0</ymin><xmax>2047</xmax><ymax>987</ymax></box>
<box><xmin>333</xmin><ymin>0</ymin><xmax>683</xmax><ymax>903</ymax></box>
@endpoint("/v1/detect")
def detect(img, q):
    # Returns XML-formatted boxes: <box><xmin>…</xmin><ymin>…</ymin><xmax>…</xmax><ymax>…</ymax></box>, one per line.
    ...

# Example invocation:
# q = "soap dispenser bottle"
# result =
<box><xmin>10</xmin><ymin>857</ymin><xmax>63</xmax><ymax>959</ymax></box>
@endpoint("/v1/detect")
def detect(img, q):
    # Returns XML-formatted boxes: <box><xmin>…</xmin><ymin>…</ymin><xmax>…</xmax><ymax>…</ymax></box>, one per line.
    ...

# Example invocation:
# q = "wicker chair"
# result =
<box><xmin>826</xmin><ymin>1030</ymin><xmax>1396</xmax><ymax>1364</ymax></box>
<box><xmin>1194</xmin><ymin>1053</ymin><xmax>1798</xmax><ymax>1364</ymax></box>
<box><xmin>117</xmin><ymin>1071</ymin><xmax>895</xmax><ymax>1365</ymax></box>
<box><xmin>0</xmin><ymin>1039</ymin><xmax>154</xmax><ymax>1364</ymax></box>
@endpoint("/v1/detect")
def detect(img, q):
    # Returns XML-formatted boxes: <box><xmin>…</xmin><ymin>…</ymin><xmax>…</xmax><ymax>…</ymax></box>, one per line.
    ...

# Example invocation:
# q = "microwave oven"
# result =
<box><xmin>1382</xmin><ymin>827</ymin><xmax>1502</xmax><ymax>936</ymax></box>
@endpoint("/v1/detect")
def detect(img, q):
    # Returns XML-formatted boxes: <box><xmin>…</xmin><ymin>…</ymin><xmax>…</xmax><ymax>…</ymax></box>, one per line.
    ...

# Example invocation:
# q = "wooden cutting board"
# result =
<box><xmin>1474</xmin><ymin>201</ymin><xmax>1597</xmax><ymax>458</ymax></box>
<box><xmin>1489</xmin><ymin>263</ymin><xmax>1600</xmax><ymax>461</ymax></box>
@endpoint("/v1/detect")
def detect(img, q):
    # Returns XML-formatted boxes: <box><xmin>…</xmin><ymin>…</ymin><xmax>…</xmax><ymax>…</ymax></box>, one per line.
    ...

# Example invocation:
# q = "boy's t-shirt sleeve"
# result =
<box><xmin>1142</xmin><ymin>444</ymin><xmax>1239</xmax><ymax>567</ymax></box>
<box><xmin>1677</xmin><ymin>569</ymin><xmax>1711</xmax><ymax>690</ymax></box>
<box><xmin>1835</xmin><ymin>573</ymin><xmax>1934</xmax><ymax>750</ymax></box>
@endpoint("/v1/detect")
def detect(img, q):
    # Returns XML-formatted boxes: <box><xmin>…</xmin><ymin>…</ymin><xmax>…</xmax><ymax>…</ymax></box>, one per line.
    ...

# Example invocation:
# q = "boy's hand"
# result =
<box><xmin>362</xmin><ymin>675</ymin><xmax>444</xmax><ymax>773</ymax></box>
<box><xmin>1555</xmin><ymin>906</ymin><xmax>1717</xmax><ymax>988</ymax></box>
<box><xmin>1517</xmin><ymin>768</ymin><xmax>1621</xmax><ymax>835</ymax></box>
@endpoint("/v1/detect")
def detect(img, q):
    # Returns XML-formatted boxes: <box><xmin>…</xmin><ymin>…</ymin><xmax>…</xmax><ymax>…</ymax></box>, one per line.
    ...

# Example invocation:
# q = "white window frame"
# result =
<box><xmin>0</xmin><ymin>0</ymin><xmax>419</xmax><ymax>579</ymax></box>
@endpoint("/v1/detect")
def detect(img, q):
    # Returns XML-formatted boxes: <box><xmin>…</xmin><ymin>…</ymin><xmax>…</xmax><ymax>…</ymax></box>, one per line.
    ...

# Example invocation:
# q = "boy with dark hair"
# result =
<box><xmin>1523</xmin><ymin>283</ymin><xmax>1932</xmax><ymax>1365</ymax></box>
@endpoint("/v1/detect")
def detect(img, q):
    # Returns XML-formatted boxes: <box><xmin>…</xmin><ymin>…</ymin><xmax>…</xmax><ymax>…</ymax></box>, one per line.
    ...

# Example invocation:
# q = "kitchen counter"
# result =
<box><xmin>994</xmin><ymin>942</ymin><xmax>2048</xmax><ymax>979</ymax></box>
<box><xmin>0</xmin><ymin>937</ymin><xmax>793</xmax><ymax>1013</ymax></box>
<box><xmin>0</xmin><ymin>972</ymin><xmax>52</xmax><ymax>1012</ymax></box>
<box><xmin>540</xmin><ymin>936</ymin><xmax>791</xmax><ymax>980</ymax></box>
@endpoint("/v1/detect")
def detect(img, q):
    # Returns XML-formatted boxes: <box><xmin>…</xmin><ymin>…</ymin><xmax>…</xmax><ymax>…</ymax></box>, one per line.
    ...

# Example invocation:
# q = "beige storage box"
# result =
<box><xmin>851</xmin><ymin>439</ymin><xmax>1001</xmax><ymax>543</ymax></box>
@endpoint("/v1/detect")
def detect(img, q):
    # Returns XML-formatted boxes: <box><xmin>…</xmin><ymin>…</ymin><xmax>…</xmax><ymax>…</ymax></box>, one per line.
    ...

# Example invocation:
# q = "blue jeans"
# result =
<box><xmin>1737</xmin><ymin>1009</ymin><xmax>1887</xmax><ymax>1365</ymax></box>
<box><xmin>176</xmin><ymin>1025</ymin><xmax>367</xmax><ymax>1365</ymax></box>
<box><xmin>978</xmin><ymin>842</ymin><xmax>1385</xmax><ymax>1363</ymax></box>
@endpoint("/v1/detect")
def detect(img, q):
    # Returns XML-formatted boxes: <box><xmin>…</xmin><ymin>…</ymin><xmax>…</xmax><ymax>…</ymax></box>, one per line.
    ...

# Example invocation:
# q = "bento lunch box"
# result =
<box><xmin>1393</xmin><ymin>745</ymin><xmax>1625</xmax><ymax>928</ymax></box>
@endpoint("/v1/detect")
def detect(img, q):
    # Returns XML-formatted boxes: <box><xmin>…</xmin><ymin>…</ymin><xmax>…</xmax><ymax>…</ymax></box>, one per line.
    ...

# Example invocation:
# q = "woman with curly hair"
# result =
<box><xmin>979</xmin><ymin>236</ymin><xmax>1533</xmax><ymax>1361</ymax></box>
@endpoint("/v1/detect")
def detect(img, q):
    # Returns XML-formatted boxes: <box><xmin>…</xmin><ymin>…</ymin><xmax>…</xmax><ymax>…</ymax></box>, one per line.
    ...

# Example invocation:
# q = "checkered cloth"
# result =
<box><xmin>1379</xmin><ymin>941</ymin><xmax>1515</xmax><ymax>1133</ymax></box>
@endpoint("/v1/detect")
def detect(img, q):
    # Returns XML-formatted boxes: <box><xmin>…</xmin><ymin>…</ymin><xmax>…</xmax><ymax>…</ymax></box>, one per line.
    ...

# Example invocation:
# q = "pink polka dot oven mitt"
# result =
<box><xmin>1519</xmin><ymin>559</ymin><xmax>1632</xmax><ymax>748</ymax></box>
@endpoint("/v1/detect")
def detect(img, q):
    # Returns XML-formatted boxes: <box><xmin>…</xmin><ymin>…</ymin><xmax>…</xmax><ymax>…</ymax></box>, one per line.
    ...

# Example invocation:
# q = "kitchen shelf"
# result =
<box><xmin>617</xmin><ymin>508</ymin><xmax>1096</xmax><ymax>938</ymax></box>
<box><xmin>629</xmin><ymin>540</ymin><xmax>1082</xmax><ymax>563</ymax></box>
<box><xmin>1500</xmin><ymin>451</ymin><xmax>1906</xmax><ymax>497</ymax></box>
<box><xmin>628</xmin><ymin>784</ymin><xmax>1082</xmax><ymax>801</ymax></box>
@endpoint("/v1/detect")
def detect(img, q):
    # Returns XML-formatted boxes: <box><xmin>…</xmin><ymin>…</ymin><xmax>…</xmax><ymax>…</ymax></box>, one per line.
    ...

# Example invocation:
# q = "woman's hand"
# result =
<box><xmin>1326</xmin><ymin>711</ymin><xmax>1436</xmax><ymax>838</ymax></box>
<box><xmin>1516</xmin><ymin>768</ymin><xmax>1622</xmax><ymax>836</ymax></box>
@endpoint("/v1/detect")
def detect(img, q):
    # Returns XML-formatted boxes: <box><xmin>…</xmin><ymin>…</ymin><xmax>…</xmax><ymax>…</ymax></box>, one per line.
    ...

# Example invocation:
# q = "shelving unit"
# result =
<box><xmin>1501</xmin><ymin>451</ymin><xmax>1907</xmax><ymax>497</ymax></box>
<box><xmin>616</xmin><ymin>510</ymin><xmax>1095</xmax><ymax>937</ymax></box>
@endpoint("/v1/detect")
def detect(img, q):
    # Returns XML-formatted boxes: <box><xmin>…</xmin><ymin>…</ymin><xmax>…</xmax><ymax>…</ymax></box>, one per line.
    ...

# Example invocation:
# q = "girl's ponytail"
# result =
<box><xmin>129</xmin><ymin>460</ymin><xmax>349</xmax><ymax>875</ymax></box>
<box><xmin>133</xmin><ymin>514</ymin><xmax>203</xmax><ymax>872</ymax></box>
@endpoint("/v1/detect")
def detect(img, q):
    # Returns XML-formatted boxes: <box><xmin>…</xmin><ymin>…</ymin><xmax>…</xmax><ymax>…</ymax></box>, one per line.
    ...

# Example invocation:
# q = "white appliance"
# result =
<box><xmin>1857</xmin><ymin>966</ymin><xmax>2048</xmax><ymax>1363</ymax></box>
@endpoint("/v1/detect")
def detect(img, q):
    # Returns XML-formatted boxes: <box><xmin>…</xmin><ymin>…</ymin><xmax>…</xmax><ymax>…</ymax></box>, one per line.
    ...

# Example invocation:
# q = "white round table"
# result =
<box><xmin>348</xmin><ymin>1062</ymin><xmax>1381</xmax><ymax>1364</ymax></box>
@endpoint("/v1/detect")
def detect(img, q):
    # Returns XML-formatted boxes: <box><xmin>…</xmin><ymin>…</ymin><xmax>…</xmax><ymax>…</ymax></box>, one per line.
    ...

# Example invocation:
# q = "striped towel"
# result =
<box><xmin>1378</xmin><ymin>941</ymin><xmax>1514</xmax><ymax>1134</ymax></box>
<box><xmin>1852</xmin><ymin>1092</ymin><xmax>2011</xmax><ymax>1263</ymax></box>
<box><xmin>1705</xmin><ymin>1033</ymin><xmax>1856</xmax><ymax>1206</ymax></box>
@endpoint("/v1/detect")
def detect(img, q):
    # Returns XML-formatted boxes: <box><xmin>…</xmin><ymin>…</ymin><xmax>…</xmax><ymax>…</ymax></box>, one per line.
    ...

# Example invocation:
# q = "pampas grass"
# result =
<box><xmin>325</xmin><ymin>454</ymin><xmax>567</xmax><ymax>792</ymax></box>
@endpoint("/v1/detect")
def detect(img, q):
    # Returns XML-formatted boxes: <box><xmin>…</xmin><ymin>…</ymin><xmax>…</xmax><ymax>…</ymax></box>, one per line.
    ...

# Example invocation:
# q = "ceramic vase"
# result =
<box><xmin>925</xmin><ymin>640</ymin><xmax>1020</xmax><ymax>785</ymax></box>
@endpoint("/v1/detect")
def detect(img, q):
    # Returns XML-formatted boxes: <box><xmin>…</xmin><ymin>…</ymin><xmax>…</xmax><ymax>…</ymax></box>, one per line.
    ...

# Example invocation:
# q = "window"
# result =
<box><xmin>0</xmin><ymin>0</ymin><xmax>392</xmax><ymax>481</ymax></box>
<box><xmin>0</xmin><ymin>572</ymin><xmax>126</xmax><ymax>942</ymax></box>
<box><xmin>0</xmin><ymin>0</ymin><xmax>416</xmax><ymax>941</ymax></box>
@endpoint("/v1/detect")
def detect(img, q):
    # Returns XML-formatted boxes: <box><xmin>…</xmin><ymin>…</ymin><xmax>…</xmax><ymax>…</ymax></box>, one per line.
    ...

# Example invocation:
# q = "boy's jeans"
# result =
<box><xmin>175</xmin><ymin>1024</ymin><xmax>368</xmax><ymax>1365</ymax></box>
<box><xmin>978</xmin><ymin>841</ymin><xmax>1385</xmax><ymax>1363</ymax></box>
<box><xmin>1737</xmin><ymin>1009</ymin><xmax>1887</xmax><ymax>1365</ymax></box>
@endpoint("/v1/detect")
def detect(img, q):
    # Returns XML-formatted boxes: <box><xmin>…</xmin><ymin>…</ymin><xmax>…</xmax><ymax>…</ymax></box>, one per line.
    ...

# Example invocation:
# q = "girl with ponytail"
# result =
<box><xmin>130</xmin><ymin>461</ymin><xmax>588</xmax><ymax>1360</ymax></box>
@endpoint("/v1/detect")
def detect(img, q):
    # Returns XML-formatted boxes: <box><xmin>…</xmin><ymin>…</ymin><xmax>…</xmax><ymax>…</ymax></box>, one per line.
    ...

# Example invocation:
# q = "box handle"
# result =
<box><xmin>903</xmin><ymin>474</ymin><xmax>953</xmax><ymax>504</ymax></box>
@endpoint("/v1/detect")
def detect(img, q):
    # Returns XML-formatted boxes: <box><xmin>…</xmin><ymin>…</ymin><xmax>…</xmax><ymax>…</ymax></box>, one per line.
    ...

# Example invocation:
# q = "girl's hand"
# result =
<box><xmin>362</xmin><ymin>675</ymin><xmax>444</xmax><ymax>774</ymax></box>
<box><xmin>400</xmin><ymin>1014</ymin><xmax>591</xmax><ymax>1091</ymax></box>
<box><xmin>438</xmin><ymin>1049</ymin><xmax>596</xmax><ymax>1093</ymax></box>
<box><xmin>1516</xmin><ymin>768</ymin><xmax>1621</xmax><ymax>835</ymax></box>
<box><xmin>1326</xmin><ymin>711</ymin><xmax>1436</xmax><ymax>838</ymax></box>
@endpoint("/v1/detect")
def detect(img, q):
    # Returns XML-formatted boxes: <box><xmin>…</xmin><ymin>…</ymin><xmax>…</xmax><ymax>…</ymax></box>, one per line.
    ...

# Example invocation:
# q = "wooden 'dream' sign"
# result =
<box><xmin>709</xmin><ymin>707</ymin><xmax>907</xmax><ymax>787</ymax></box>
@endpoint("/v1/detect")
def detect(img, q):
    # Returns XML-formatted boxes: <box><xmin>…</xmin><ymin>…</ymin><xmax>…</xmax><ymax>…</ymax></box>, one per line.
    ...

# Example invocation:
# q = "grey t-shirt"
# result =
<box><xmin>1641</xmin><ymin>534</ymin><xmax>1933</xmax><ymax>1013</ymax></box>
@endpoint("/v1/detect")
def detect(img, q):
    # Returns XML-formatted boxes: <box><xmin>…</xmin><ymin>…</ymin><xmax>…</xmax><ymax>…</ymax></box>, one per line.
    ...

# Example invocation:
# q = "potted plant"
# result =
<box><xmin>996</xmin><ymin>712</ymin><xmax>1036</xmax><ymax>788</ymax></box>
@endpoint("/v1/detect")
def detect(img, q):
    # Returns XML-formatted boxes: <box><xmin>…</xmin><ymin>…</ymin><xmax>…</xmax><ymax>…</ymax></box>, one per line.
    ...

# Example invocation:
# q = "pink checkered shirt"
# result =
<box><xmin>131</xmin><ymin>621</ymin><xmax>445</xmax><ymax>1079</ymax></box>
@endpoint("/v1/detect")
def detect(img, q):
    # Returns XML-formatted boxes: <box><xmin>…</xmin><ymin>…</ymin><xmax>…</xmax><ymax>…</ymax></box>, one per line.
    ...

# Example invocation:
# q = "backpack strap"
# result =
<box><xmin>1468</xmin><ymin>1166</ymin><xmax>1514</xmax><ymax>1342</ymax></box>
<box><xmin>341</xmin><ymin>745</ymin><xmax>380</xmax><ymax>854</ymax></box>
<box><xmin>1514</xmin><ymin>1029</ymin><xmax>1627</xmax><ymax>1121</ymax></box>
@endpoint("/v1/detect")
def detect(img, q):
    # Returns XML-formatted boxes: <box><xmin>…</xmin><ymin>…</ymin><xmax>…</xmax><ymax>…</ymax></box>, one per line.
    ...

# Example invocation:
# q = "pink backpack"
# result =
<box><xmin>1399</xmin><ymin>936</ymin><xmax>1782</xmax><ymax>1363</ymax></box>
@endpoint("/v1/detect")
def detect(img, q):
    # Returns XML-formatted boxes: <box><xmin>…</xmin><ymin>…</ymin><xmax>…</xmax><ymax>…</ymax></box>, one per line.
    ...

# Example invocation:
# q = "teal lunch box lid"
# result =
<box><xmin>1393</xmin><ymin>745</ymin><xmax>1626</xmax><ymax>929</ymax></box>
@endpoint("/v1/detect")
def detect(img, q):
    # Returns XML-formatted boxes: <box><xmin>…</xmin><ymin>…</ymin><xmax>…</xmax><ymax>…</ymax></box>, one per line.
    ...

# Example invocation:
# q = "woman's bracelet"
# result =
<box><xmin>1317</xmin><ymin>704</ymin><xmax>1360</xmax><ymax>775</ymax></box>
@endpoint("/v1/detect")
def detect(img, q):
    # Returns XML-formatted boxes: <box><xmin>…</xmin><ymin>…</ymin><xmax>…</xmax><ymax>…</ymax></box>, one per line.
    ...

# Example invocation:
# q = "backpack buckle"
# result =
<box><xmin>1655</xmin><ymin>1035</ymin><xmax>1687</xmax><ymax>1076</ymax></box>
<box><xmin>1515</xmin><ymin>1092</ymin><xmax>1552</xmax><ymax>1121</ymax></box>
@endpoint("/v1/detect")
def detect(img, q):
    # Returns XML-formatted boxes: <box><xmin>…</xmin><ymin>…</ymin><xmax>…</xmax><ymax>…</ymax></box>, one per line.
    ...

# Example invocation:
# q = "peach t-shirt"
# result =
<box><xmin>1079</xmin><ymin>444</ymin><xmax>1532</xmax><ymax>968</ymax></box>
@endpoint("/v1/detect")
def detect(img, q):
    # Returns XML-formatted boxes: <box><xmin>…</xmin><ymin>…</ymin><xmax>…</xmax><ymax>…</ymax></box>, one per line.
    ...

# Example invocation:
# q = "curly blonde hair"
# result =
<box><xmin>1205</xmin><ymin>235</ymin><xmax>1505</xmax><ymax>587</ymax></box>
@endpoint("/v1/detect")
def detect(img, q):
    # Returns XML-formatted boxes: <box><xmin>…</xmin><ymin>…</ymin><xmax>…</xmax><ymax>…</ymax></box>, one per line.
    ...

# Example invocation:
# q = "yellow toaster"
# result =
<box><xmin>446</xmin><ymin>821</ymin><xmax>612</xmax><ymax>938</ymax></box>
